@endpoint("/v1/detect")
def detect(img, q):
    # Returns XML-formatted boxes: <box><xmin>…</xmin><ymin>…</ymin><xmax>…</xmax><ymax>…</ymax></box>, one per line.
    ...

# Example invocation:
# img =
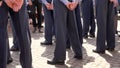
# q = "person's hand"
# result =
<box><xmin>50</xmin><ymin>4</ymin><xmax>53</xmax><ymax>10</ymax></box>
<box><xmin>12</xmin><ymin>3</ymin><xmax>21</xmax><ymax>12</ymax></box>
<box><xmin>66</xmin><ymin>2</ymin><xmax>72</xmax><ymax>10</ymax></box>
<box><xmin>28</xmin><ymin>0</ymin><xmax>33</xmax><ymax>6</ymax></box>
<box><xmin>110</xmin><ymin>0</ymin><xmax>115</xmax><ymax>2</ymax></box>
<box><xmin>69</xmin><ymin>2</ymin><xmax>78</xmax><ymax>10</ymax></box>
<box><xmin>110</xmin><ymin>0</ymin><xmax>119</xmax><ymax>7</ymax></box>
<box><xmin>4</xmin><ymin>0</ymin><xmax>13</xmax><ymax>8</ymax></box>
<box><xmin>65</xmin><ymin>2</ymin><xmax>78</xmax><ymax>10</ymax></box>
<box><xmin>5</xmin><ymin>0</ymin><xmax>23</xmax><ymax>12</ymax></box>
<box><xmin>0</xmin><ymin>1</ymin><xmax>2</xmax><ymax>7</ymax></box>
<box><xmin>12</xmin><ymin>0</ymin><xmax>23</xmax><ymax>12</ymax></box>
<box><xmin>12</xmin><ymin>0</ymin><xmax>24</xmax><ymax>12</ymax></box>
<box><xmin>45</xmin><ymin>3</ymin><xmax>53</xmax><ymax>10</ymax></box>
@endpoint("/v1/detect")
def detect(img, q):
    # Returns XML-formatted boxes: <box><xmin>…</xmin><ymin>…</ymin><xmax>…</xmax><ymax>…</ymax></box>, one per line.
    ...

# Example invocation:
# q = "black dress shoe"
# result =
<box><xmin>38</xmin><ymin>29</ymin><xmax>43</xmax><ymax>33</ymax></box>
<box><xmin>47</xmin><ymin>60</ymin><xmax>65</xmax><ymax>65</ymax></box>
<box><xmin>41</xmin><ymin>41</ymin><xmax>52</xmax><ymax>45</ymax></box>
<box><xmin>74</xmin><ymin>55</ymin><xmax>82</xmax><ymax>60</ymax></box>
<box><xmin>7</xmin><ymin>58</ymin><xmax>13</xmax><ymax>64</ymax></box>
<box><xmin>118</xmin><ymin>35</ymin><xmax>120</xmax><ymax>37</ymax></box>
<box><xmin>83</xmin><ymin>35</ymin><xmax>88</xmax><ymax>39</ymax></box>
<box><xmin>32</xmin><ymin>27</ymin><xmax>37</xmax><ymax>33</ymax></box>
<box><xmin>10</xmin><ymin>46</ymin><xmax>19</xmax><ymax>51</ymax></box>
<box><xmin>89</xmin><ymin>34</ymin><xmax>95</xmax><ymax>38</ymax></box>
<box><xmin>66</xmin><ymin>46</ymin><xmax>71</xmax><ymax>50</ymax></box>
<box><xmin>115</xmin><ymin>31</ymin><xmax>118</xmax><ymax>34</ymax></box>
<box><xmin>66</xmin><ymin>47</ymin><xmax>71</xmax><ymax>50</ymax></box>
<box><xmin>106</xmin><ymin>48</ymin><xmax>114</xmax><ymax>51</ymax></box>
<box><xmin>40</xmin><ymin>25</ymin><xmax>44</xmax><ymax>28</ymax></box>
<box><xmin>93</xmin><ymin>50</ymin><xmax>105</xmax><ymax>54</ymax></box>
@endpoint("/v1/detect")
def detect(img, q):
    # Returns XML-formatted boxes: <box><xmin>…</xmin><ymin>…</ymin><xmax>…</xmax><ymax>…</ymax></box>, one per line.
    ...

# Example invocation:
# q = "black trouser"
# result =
<box><xmin>28</xmin><ymin>0</ymin><xmax>43</xmax><ymax>28</ymax></box>
<box><xmin>0</xmin><ymin>1</ymin><xmax>32</xmax><ymax>68</ymax></box>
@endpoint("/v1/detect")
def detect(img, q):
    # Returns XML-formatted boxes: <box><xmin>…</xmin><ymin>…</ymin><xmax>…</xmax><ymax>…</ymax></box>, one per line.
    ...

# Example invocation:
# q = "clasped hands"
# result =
<box><xmin>110</xmin><ymin>0</ymin><xmax>119</xmax><ymax>7</ymax></box>
<box><xmin>5</xmin><ymin>0</ymin><xmax>23</xmax><ymax>12</ymax></box>
<box><xmin>45</xmin><ymin>3</ymin><xmax>53</xmax><ymax>10</ymax></box>
<box><xmin>66</xmin><ymin>2</ymin><xmax>78</xmax><ymax>11</ymax></box>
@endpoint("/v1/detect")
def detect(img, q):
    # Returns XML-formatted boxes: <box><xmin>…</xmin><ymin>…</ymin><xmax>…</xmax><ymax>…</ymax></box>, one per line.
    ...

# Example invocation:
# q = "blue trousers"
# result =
<box><xmin>81</xmin><ymin>0</ymin><xmax>95</xmax><ymax>36</ymax></box>
<box><xmin>53</xmin><ymin>0</ymin><xmax>82</xmax><ymax>60</ymax></box>
<box><xmin>43</xmin><ymin>4</ymin><xmax>54</xmax><ymax>43</ymax></box>
<box><xmin>95</xmin><ymin>0</ymin><xmax>115</xmax><ymax>51</ymax></box>
<box><xmin>0</xmin><ymin>1</ymin><xmax>32</xmax><ymax>68</ymax></box>
<box><xmin>66</xmin><ymin>4</ymin><xmax>83</xmax><ymax>48</ymax></box>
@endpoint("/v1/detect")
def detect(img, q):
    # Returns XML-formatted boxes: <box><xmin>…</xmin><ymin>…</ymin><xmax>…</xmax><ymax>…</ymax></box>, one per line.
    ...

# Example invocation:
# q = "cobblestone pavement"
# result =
<box><xmin>7</xmin><ymin>21</ymin><xmax>120</xmax><ymax>68</ymax></box>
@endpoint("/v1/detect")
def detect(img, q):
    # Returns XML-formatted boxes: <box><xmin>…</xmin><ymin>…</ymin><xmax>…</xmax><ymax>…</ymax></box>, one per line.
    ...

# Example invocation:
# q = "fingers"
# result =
<box><xmin>110</xmin><ymin>0</ymin><xmax>119</xmax><ymax>7</ymax></box>
<box><xmin>5</xmin><ymin>0</ymin><xmax>24</xmax><ymax>12</ymax></box>
<box><xmin>46</xmin><ymin>3</ymin><xmax>53</xmax><ymax>10</ymax></box>
<box><xmin>66</xmin><ymin>2</ymin><xmax>78</xmax><ymax>11</ymax></box>
<box><xmin>12</xmin><ymin>3</ymin><xmax>22</xmax><ymax>12</ymax></box>
<box><xmin>110</xmin><ymin>0</ymin><xmax>114</xmax><ymax>2</ymax></box>
<box><xmin>12</xmin><ymin>5</ymin><xmax>19</xmax><ymax>12</ymax></box>
<box><xmin>0</xmin><ymin>1</ymin><xmax>2</xmax><ymax>6</ymax></box>
<box><xmin>5</xmin><ymin>0</ymin><xmax>13</xmax><ymax>8</ymax></box>
<box><xmin>66</xmin><ymin>2</ymin><xmax>71</xmax><ymax>9</ymax></box>
<box><xmin>70</xmin><ymin>2</ymin><xmax>78</xmax><ymax>10</ymax></box>
<box><xmin>28</xmin><ymin>1</ymin><xmax>33</xmax><ymax>6</ymax></box>
<box><xmin>50</xmin><ymin>4</ymin><xmax>54</xmax><ymax>10</ymax></box>
<box><xmin>114</xmin><ymin>0</ymin><xmax>119</xmax><ymax>7</ymax></box>
<box><xmin>12</xmin><ymin>0</ymin><xmax>23</xmax><ymax>12</ymax></box>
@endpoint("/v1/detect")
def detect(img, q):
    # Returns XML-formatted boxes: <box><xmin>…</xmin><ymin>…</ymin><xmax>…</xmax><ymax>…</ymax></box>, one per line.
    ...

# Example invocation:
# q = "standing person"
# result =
<box><xmin>81</xmin><ymin>0</ymin><xmax>95</xmax><ymax>38</ymax></box>
<box><xmin>30</xmin><ymin>0</ymin><xmax>43</xmax><ymax>33</ymax></box>
<box><xmin>47</xmin><ymin>0</ymin><xmax>83</xmax><ymax>65</ymax></box>
<box><xmin>10</xmin><ymin>0</ymin><xmax>32</xmax><ymax>51</ymax></box>
<box><xmin>0</xmin><ymin>0</ymin><xmax>32</xmax><ymax>68</ymax></box>
<box><xmin>93</xmin><ymin>0</ymin><xmax>115</xmax><ymax>54</ymax></box>
<box><xmin>66</xmin><ymin>3</ymin><xmax>83</xmax><ymax>49</ymax></box>
<box><xmin>40</xmin><ymin>0</ymin><xmax>54</xmax><ymax>45</ymax></box>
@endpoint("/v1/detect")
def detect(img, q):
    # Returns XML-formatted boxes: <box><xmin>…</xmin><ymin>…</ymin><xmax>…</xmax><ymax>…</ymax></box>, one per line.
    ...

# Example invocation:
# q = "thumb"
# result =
<box><xmin>0</xmin><ymin>1</ymin><xmax>2</xmax><ymax>6</ymax></box>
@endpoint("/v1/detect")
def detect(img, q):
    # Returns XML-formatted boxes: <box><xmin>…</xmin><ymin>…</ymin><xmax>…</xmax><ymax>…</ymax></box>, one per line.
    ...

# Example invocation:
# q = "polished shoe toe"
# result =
<box><xmin>66</xmin><ymin>47</ymin><xmax>71</xmax><ymax>50</ymax></box>
<box><xmin>93</xmin><ymin>50</ymin><xmax>105</xmax><ymax>54</ymax></box>
<box><xmin>10</xmin><ymin>46</ymin><xmax>19</xmax><ymax>51</ymax></box>
<box><xmin>106</xmin><ymin>48</ymin><xmax>114</xmax><ymax>51</ymax></box>
<box><xmin>47</xmin><ymin>60</ymin><xmax>64</xmax><ymax>65</ymax></box>
<box><xmin>74</xmin><ymin>55</ymin><xmax>82</xmax><ymax>60</ymax></box>
<box><xmin>89</xmin><ymin>34</ymin><xmax>95</xmax><ymax>38</ymax></box>
<box><xmin>41</xmin><ymin>41</ymin><xmax>52</xmax><ymax>45</ymax></box>
<box><xmin>83</xmin><ymin>35</ymin><xmax>88</xmax><ymax>39</ymax></box>
<box><xmin>7</xmin><ymin>58</ymin><xmax>13</xmax><ymax>64</ymax></box>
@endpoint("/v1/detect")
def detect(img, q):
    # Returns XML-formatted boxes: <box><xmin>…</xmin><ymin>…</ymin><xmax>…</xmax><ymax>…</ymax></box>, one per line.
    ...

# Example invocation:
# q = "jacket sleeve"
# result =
<box><xmin>41</xmin><ymin>0</ymin><xmax>48</xmax><ymax>5</ymax></box>
<box><xmin>118</xmin><ymin>0</ymin><xmax>120</xmax><ymax>5</ymax></box>
<box><xmin>72</xmin><ymin>0</ymin><xmax>81</xmax><ymax>2</ymax></box>
<box><xmin>51</xmin><ymin>0</ymin><xmax>53</xmax><ymax>4</ymax></box>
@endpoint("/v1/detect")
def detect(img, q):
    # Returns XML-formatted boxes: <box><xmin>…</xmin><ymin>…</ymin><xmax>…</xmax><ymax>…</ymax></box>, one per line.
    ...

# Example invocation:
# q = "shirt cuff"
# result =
<box><xmin>42</xmin><ymin>0</ymin><xmax>48</xmax><ymax>5</ymax></box>
<box><xmin>60</xmin><ymin>0</ymin><xmax>69</xmax><ymax>5</ymax></box>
